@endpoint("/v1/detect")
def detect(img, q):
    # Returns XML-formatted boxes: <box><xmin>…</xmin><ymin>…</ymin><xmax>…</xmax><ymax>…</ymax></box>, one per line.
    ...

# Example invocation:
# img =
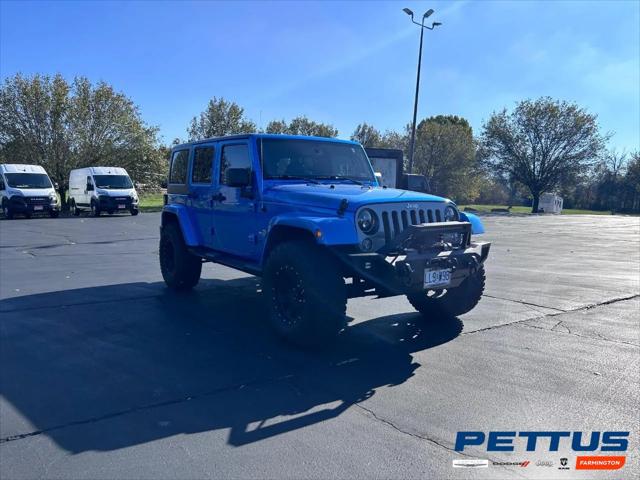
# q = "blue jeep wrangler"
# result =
<box><xmin>160</xmin><ymin>134</ymin><xmax>490</xmax><ymax>346</ymax></box>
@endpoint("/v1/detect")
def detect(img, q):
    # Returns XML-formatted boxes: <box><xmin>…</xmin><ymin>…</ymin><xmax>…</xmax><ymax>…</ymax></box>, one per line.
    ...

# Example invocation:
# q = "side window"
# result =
<box><xmin>170</xmin><ymin>150</ymin><xmax>189</xmax><ymax>184</ymax></box>
<box><xmin>192</xmin><ymin>146</ymin><xmax>215</xmax><ymax>184</ymax></box>
<box><xmin>220</xmin><ymin>144</ymin><xmax>251</xmax><ymax>185</ymax></box>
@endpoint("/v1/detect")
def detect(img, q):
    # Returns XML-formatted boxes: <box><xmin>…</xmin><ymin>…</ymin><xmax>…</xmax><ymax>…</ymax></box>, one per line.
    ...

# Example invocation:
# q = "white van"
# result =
<box><xmin>68</xmin><ymin>167</ymin><xmax>139</xmax><ymax>216</ymax></box>
<box><xmin>0</xmin><ymin>164</ymin><xmax>60</xmax><ymax>219</ymax></box>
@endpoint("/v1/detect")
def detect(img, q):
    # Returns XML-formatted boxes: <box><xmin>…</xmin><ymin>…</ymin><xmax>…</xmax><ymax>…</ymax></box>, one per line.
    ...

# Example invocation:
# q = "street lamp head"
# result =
<box><xmin>423</xmin><ymin>8</ymin><xmax>434</xmax><ymax>18</ymax></box>
<box><xmin>403</xmin><ymin>7</ymin><xmax>414</xmax><ymax>17</ymax></box>
<box><xmin>432</xmin><ymin>22</ymin><xmax>442</xmax><ymax>27</ymax></box>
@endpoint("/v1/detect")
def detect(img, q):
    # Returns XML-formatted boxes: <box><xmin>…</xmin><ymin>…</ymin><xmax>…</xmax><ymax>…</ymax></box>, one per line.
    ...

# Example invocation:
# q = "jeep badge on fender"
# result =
<box><xmin>159</xmin><ymin>134</ymin><xmax>490</xmax><ymax>347</ymax></box>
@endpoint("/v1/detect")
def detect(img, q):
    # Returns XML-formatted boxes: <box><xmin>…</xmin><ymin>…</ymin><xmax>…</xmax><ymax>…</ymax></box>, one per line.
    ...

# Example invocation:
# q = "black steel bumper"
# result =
<box><xmin>336</xmin><ymin>221</ymin><xmax>491</xmax><ymax>297</ymax></box>
<box><xmin>97</xmin><ymin>195</ymin><xmax>137</xmax><ymax>211</ymax></box>
<box><xmin>9</xmin><ymin>196</ymin><xmax>59</xmax><ymax>213</ymax></box>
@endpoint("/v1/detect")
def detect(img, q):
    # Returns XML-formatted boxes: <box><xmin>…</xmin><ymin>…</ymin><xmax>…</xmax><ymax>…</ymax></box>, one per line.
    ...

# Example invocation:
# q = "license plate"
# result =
<box><xmin>424</xmin><ymin>268</ymin><xmax>451</xmax><ymax>288</ymax></box>
<box><xmin>33</xmin><ymin>205</ymin><xmax>43</xmax><ymax>211</ymax></box>
<box><xmin>118</xmin><ymin>204</ymin><xmax>126</xmax><ymax>209</ymax></box>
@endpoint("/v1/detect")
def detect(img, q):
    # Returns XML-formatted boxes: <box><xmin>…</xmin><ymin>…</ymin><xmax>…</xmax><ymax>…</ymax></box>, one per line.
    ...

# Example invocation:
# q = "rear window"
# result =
<box><xmin>170</xmin><ymin>150</ymin><xmax>189</xmax><ymax>184</ymax></box>
<box><xmin>192</xmin><ymin>147</ymin><xmax>215</xmax><ymax>184</ymax></box>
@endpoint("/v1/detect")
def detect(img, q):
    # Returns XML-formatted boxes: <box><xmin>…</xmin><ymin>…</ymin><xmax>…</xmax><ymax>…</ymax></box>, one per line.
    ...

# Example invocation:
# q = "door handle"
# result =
<box><xmin>211</xmin><ymin>193</ymin><xmax>226</xmax><ymax>202</ymax></box>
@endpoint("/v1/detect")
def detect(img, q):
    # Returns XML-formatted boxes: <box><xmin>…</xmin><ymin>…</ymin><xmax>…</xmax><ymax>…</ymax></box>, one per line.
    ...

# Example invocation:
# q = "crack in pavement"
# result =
<box><xmin>519</xmin><ymin>322</ymin><xmax>639</xmax><ymax>347</ymax></box>
<box><xmin>353</xmin><ymin>404</ymin><xmax>528</xmax><ymax>478</ymax></box>
<box><xmin>0</xmin><ymin>373</ymin><xmax>294</xmax><ymax>445</ymax></box>
<box><xmin>463</xmin><ymin>293</ymin><xmax>640</xmax><ymax>347</ymax></box>
<box><xmin>482</xmin><ymin>294</ymin><xmax>566</xmax><ymax>313</ymax></box>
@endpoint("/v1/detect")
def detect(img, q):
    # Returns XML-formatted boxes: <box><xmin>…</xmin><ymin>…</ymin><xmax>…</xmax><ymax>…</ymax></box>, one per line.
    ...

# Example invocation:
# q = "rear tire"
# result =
<box><xmin>263</xmin><ymin>241</ymin><xmax>346</xmax><ymax>347</ymax></box>
<box><xmin>71</xmin><ymin>200</ymin><xmax>80</xmax><ymax>216</ymax></box>
<box><xmin>49</xmin><ymin>210</ymin><xmax>59</xmax><ymax>218</ymax></box>
<box><xmin>407</xmin><ymin>265</ymin><xmax>486</xmax><ymax>318</ymax></box>
<box><xmin>159</xmin><ymin>221</ymin><xmax>202</xmax><ymax>291</ymax></box>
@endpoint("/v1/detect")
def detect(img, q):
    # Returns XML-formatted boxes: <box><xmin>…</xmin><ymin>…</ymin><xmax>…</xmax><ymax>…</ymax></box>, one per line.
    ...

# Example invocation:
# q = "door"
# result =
<box><xmin>84</xmin><ymin>175</ymin><xmax>94</xmax><ymax>205</ymax></box>
<box><xmin>189</xmin><ymin>145</ymin><xmax>216</xmax><ymax>249</ymax></box>
<box><xmin>213</xmin><ymin>142</ymin><xmax>258</xmax><ymax>258</ymax></box>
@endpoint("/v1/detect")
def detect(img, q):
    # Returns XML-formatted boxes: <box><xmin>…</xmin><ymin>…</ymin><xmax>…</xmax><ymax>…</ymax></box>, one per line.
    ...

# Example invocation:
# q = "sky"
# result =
<box><xmin>1</xmin><ymin>0</ymin><xmax>639</xmax><ymax>151</ymax></box>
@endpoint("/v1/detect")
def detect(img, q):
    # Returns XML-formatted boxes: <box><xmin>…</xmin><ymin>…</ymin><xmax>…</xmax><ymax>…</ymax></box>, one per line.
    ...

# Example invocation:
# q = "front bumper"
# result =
<box><xmin>98</xmin><ymin>195</ymin><xmax>137</xmax><ymax>211</ymax></box>
<box><xmin>9</xmin><ymin>196</ymin><xmax>59</xmax><ymax>213</ymax></box>
<box><xmin>336</xmin><ymin>221</ymin><xmax>491</xmax><ymax>297</ymax></box>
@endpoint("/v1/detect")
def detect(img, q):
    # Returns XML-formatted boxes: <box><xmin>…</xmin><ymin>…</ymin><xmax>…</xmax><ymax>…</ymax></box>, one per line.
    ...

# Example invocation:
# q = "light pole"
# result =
<box><xmin>403</xmin><ymin>7</ymin><xmax>441</xmax><ymax>174</ymax></box>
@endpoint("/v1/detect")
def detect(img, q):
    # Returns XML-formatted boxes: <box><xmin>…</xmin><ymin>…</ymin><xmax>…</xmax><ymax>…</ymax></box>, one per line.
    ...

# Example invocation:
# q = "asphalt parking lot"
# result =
<box><xmin>0</xmin><ymin>212</ymin><xmax>638</xmax><ymax>479</ymax></box>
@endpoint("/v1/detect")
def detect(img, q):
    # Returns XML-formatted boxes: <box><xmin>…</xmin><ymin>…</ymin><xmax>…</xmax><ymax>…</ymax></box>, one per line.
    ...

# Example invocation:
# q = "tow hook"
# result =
<box><xmin>468</xmin><ymin>256</ymin><xmax>479</xmax><ymax>275</ymax></box>
<box><xmin>395</xmin><ymin>262</ymin><xmax>414</xmax><ymax>286</ymax></box>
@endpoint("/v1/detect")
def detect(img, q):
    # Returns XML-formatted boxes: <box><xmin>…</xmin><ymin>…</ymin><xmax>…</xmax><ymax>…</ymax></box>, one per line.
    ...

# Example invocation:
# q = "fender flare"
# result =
<box><xmin>267</xmin><ymin>214</ymin><xmax>357</xmax><ymax>246</ymax></box>
<box><xmin>161</xmin><ymin>204</ymin><xmax>200</xmax><ymax>246</ymax></box>
<box><xmin>460</xmin><ymin>211</ymin><xmax>485</xmax><ymax>235</ymax></box>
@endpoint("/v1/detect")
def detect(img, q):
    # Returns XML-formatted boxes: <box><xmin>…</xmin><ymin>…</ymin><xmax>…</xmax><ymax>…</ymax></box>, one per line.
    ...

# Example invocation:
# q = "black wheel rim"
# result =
<box><xmin>273</xmin><ymin>265</ymin><xmax>305</xmax><ymax>327</ymax></box>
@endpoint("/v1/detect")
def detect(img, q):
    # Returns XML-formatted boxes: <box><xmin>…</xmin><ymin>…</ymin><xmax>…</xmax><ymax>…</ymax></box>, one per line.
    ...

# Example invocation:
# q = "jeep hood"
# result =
<box><xmin>263</xmin><ymin>183</ymin><xmax>448</xmax><ymax>211</ymax></box>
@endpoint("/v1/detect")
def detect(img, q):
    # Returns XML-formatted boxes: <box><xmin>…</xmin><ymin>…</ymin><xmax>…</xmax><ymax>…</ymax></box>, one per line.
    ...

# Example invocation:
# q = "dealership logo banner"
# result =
<box><xmin>576</xmin><ymin>456</ymin><xmax>626</xmax><ymax>470</ymax></box>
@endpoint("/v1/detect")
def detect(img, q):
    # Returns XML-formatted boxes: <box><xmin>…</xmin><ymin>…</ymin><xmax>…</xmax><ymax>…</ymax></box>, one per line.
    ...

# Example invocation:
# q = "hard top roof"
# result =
<box><xmin>173</xmin><ymin>133</ymin><xmax>360</xmax><ymax>150</ymax></box>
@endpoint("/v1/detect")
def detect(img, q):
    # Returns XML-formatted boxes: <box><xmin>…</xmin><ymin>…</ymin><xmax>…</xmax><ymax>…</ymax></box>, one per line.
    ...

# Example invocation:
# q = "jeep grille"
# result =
<box><xmin>357</xmin><ymin>202</ymin><xmax>447</xmax><ymax>251</ymax></box>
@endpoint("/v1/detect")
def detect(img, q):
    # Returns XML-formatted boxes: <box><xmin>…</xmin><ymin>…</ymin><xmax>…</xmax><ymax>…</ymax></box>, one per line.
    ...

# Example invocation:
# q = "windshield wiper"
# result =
<box><xmin>269</xmin><ymin>175</ymin><xmax>319</xmax><ymax>184</ymax></box>
<box><xmin>316</xmin><ymin>176</ymin><xmax>364</xmax><ymax>185</ymax></box>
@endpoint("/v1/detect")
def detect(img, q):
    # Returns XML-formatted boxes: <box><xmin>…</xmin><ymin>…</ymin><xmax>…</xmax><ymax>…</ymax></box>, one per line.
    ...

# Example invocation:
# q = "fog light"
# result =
<box><xmin>361</xmin><ymin>238</ymin><xmax>373</xmax><ymax>251</ymax></box>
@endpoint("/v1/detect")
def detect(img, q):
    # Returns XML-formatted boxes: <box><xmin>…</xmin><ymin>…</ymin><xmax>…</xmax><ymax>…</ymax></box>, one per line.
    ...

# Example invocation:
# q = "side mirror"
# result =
<box><xmin>225</xmin><ymin>168</ymin><xmax>251</xmax><ymax>188</ymax></box>
<box><xmin>160</xmin><ymin>180</ymin><xmax>168</xmax><ymax>189</ymax></box>
<box><xmin>54</xmin><ymin>182</ymin><xmax>59</xmax><ymax>190</ymax></box>
<box><xmin>87</xmin><ymin>184</ymin><xmax>94</xmax><ymax>191</ymax></box>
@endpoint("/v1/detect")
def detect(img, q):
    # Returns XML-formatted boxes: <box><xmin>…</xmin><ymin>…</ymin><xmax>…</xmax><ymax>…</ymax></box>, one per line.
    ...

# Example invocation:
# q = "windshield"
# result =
<box><xmin>262</xmin><ymin>139</ymin><xmax>375</xmax><ymax>182</ymax></box>
<box><xmin>93</xmin><ymin>175</ymin><xmax>133</xmax><ymax>189</ymax></box>
<box><xmin>5</xmin><ymin>173</ymin><xmax>52</xmax><ymax>189</ymax></box>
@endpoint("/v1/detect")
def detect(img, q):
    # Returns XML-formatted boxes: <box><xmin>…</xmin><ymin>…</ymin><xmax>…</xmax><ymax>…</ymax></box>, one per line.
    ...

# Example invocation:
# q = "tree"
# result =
<box><xmin>265</xmin><ymin>116</ymin><xmax>338</xmax><ymax>137</ymax></box>
<box><xmin>0</xmin><ymin>74</ymin><xmax>162</xmax><ymax>208</ymax></box>
<box><xmin>351</xmin><ymin>122</ymin><xmax>381</xmax><ymax>147</ymax></box>
<box><xmin>188</xmin><ymin>97</ymin><xmax>256</xmax><ymax>141</ymax></box>
<box><xmin>481</xmin><ymin>97</ymin><xmax>607</xmax><ymax>212</ymax></box>
<box><xmin>413</xmin><ymin>115</ymin><xmax>479</xmax><ymax>202</ymax></box>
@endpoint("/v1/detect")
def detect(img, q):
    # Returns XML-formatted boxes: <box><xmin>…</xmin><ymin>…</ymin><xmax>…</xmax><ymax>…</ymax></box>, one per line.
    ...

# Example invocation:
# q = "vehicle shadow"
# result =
<box><xmin>0</xmin><ymin>280</ymin><xmax>461</xmax><ymax>452</ymax></box>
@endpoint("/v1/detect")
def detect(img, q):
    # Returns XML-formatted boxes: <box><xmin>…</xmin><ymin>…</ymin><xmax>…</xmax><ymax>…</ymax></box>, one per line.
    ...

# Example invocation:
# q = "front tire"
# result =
<box><xmin>49</xmin><ymin>210</ymin><xmax>59</xmax><ymax>218</ymax></box>
<box><xmin>2</xmin><ymin>201</ymin><xmax>13</xmax><ymax>219</ymax></box>
<box><xmin>263</xmin><ymin>241</ymin><xmax>346</xmax><ymax>347</ymax></box>
<box><xmin>90</xmin><ymin>201</ymin><xmax>101</xmax><ymax>217</ymax></box>
<box><xmin>407</xmin><ymin>265</ymin><xmax>486</xmax><ymax>318</ymax></box>
<box><xmin>159</xmin><ymin>222</ymin><xmax>202</xmax><ymax>291</ymax></box>
<box><xmin>130</xmin><ymin>208</ymin><xmax>139</xmax><ymax>216</ymax></box>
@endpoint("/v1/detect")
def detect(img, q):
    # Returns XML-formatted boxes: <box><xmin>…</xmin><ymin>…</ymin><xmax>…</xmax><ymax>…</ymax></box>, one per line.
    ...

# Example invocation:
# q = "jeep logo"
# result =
<box><xmin>406</xmin><ymin>204</ymin><xmax>419</xmax><ymax>209</ymax></box>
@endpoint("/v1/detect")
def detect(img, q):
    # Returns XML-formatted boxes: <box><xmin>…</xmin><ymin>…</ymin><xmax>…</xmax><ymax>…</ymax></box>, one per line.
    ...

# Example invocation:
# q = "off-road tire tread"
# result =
<box><xmin>159</xmin><ymin>222</ymin><xmax>202</xmax><ymax>291</ymax></box>
<box><xmin>263</xmin><ymin>241</ymin><xmax>346</xmax><ymax>347</ymax></box>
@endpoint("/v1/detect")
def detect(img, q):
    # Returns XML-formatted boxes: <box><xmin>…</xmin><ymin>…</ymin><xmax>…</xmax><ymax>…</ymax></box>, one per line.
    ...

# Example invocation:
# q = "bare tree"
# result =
<box><xmin>481</xmin><ymin>97</ymin><xmax>608</xmax><ymax>212</ymax></box>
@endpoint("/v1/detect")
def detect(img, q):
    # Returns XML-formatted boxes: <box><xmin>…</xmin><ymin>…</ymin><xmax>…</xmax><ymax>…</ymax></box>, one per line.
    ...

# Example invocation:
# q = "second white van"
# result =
<box><xmin>68</xmin><ymin>167</ymin><xmax>139</xmax><ymax>216</ymax></box>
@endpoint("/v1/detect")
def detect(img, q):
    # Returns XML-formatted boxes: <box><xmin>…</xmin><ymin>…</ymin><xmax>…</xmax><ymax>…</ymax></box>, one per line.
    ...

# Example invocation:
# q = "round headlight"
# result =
<box><xmin>357</xmin><ymin>208</ymin><xmax>378</xmax><ymax>234</ymax></box>
<box><xmin>444</xmin><ymin>205</ymin><xmax>459</xmax><ymax>222</ymax></box>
